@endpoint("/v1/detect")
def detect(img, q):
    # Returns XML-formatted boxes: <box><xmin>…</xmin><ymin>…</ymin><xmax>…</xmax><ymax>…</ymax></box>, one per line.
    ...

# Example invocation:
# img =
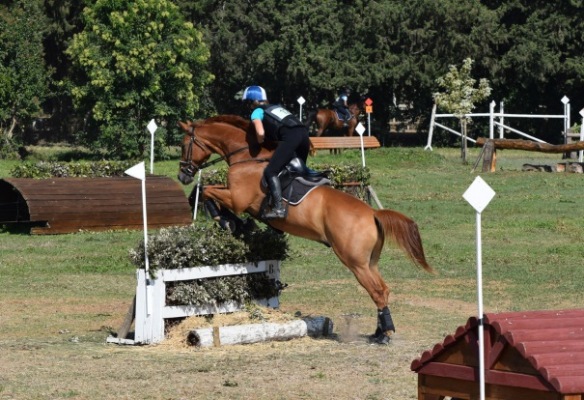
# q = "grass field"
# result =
<box><xmin>1</xmin><ymin>145</ymin><xmax>583</xmax><ymax>399</ymax></box>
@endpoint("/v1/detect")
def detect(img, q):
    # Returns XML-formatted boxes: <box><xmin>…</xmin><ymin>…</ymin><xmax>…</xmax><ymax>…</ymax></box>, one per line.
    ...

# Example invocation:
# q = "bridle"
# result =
<box><xmin>179</xmin><ymin>124</ymin><xmax>258</xmax><ymax>178</ymax></box>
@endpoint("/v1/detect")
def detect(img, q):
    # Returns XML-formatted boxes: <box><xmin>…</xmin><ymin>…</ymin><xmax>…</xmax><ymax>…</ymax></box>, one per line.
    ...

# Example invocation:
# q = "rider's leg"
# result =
<box><xmin>294</xmin><ymin>130</ymin><xmax>320</xmax><ymax>176</ymax></box>
<box><xmin>263</xmin><ymin>173</ymin><xmax>286</xmax><ymax>219</ymax></box>
<box><xmin>262</xmin><ymin>129</ymin><xmax>306</xmax><ymax>219</ymax></box>
<box><xmin>292</xmin><ymin>127</ymin><xmax>310</xmax><ymax>164</ymax></box>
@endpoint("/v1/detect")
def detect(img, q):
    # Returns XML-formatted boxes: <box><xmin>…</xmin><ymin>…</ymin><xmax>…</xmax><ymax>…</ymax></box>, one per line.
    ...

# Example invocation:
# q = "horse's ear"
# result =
<box><xmin>178</xmin><ymin>121</ymin><xmax>189</xmax><ymax>132</ymax></box>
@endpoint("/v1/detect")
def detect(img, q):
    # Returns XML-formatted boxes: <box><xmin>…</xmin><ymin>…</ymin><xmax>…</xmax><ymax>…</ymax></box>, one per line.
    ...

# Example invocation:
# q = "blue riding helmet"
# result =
<box><xmin>242</xmin><ymin>86</ymin><xmax>268</xmax><ymax>102</ymax></box>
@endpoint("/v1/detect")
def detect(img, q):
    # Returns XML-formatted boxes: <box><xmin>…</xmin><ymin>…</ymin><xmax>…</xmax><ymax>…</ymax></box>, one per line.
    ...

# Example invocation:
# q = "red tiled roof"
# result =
<box><xmin>411</xmin><ymin>309</ymin><xmax>584</xmax><ymax>394</ymax></box>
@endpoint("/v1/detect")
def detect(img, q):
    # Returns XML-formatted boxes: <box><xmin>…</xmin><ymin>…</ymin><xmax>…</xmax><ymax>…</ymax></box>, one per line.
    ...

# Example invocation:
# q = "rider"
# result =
<box><xmin>333</xmin><ymin>87</ymin><xmax>352</xmax><ymax>125</ymax></box>
<box><xmin>242</xmin><ymin>85</ymin><xmax>311</xmax><ymax>219</ymax></box>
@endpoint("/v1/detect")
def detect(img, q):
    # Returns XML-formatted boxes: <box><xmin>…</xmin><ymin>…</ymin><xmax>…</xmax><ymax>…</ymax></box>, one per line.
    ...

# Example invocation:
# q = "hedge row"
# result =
<box><xmin>10</xmin><ymin>161</ymin><xmax>370</xmax><ymax>187</ymax></box>
<box><xmin>10</xmin><ymin>160</ymin><xmax>138</xmax><ymax>178</ymax></box>
<box><xmin>129</xmin><ymin>223</ymin><xmax>289</xmax><ymax>306</ymax></box>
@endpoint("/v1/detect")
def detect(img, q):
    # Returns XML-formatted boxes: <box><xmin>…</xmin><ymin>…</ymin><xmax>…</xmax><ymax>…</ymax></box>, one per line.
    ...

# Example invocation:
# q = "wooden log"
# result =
<box><xmin>482</xmin><ymin>139</ymin><xmax>496</xmax><ymax>172</ymax></box>
<box><xmin>186</xmin><ymin>316</ymin><xmax>333</xmax><ymax>347</ymax></box>
<box><xmin>476</xmin><ymin>137</ymin><xmax>584</xmax><ymax>153</ymax></box>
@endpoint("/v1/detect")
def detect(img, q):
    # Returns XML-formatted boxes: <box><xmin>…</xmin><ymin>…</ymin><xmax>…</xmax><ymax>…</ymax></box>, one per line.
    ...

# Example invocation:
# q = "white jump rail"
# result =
<box><xmin>425</xmin><ymin>96</ymin><xmax>576</xmax><ymax>155</ymax></box>
<box><xmin>107</xmin><ymin>260</ymin><xmax>280</xmax><ymax>345</ymax></box>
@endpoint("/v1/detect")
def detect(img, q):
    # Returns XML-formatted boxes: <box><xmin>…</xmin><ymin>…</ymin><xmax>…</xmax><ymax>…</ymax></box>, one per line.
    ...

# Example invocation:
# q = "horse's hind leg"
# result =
<box><xmin>332</xmin><ymin>240</ymin><xmax>394</xmax><ymax>344</ymax></box>
<box><xmin>368</xmin><ymin>249</ymin><xmax>397</xmax><ymax>344</ymax></box>
<box><xmin>346</xmin><ymin>264</ymin><xmax>394</xmax><ymax>344</ymax></box>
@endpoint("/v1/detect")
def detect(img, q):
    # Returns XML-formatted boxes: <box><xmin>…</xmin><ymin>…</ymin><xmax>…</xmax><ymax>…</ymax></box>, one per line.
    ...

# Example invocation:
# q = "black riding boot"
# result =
<box><xmin>264</xmin><ymin>175</ymin><xmax>286</xmax><ymax>219</ymax></box>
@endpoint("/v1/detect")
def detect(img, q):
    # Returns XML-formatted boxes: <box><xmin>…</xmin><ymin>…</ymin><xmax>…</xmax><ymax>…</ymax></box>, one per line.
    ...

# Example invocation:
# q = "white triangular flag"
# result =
<box><xmin>125</xmin><ymin>162</ymin><xmax>145</xmax><ymax>181</ymax></box>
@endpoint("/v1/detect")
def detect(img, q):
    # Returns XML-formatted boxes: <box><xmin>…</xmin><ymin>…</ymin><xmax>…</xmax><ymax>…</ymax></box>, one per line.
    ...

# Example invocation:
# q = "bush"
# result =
<box><xmin>129</xmin><ymin>223</ymin><xmax>289</xmax><ymax>272</ymax></box>
<box><xmin>10</xmin><ymin>160</ymin><xmax>138</xmax><ymax>178</ymax></box>
<box><xmin>200</xmin><ymin>163</ymin><xmax>370</xmax><ymax>187</ymax></box>
<box><xmin>129</xmin><ymin>223</ymin><xmax>289</xmax><ymax>307</ymax></box>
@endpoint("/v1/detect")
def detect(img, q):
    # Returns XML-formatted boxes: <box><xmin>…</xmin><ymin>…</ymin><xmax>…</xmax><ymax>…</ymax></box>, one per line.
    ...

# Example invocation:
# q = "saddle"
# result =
<box><xmin>261</xmin><ymin>157</ymin><xmax>330</xmax><ymax>209</ymax></box>
<box><xmin>333</xmin><ymin>109</ymin><xmax>353</xmax><ymax>127</ymax></box>
<box><xmin>334</xmin><ymin>109</ymin><xmax>352</xmax><ymax>120</ymax></box>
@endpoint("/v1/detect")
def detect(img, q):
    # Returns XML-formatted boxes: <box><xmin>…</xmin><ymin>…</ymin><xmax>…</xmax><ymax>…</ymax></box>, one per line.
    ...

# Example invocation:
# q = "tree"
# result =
<box><xmin>42</xmin><ymin>0</ymin><xmax>87</xmax><ymax>142</ymax></box>
<box><xmin>66</xmin><ymin>0</ymin><xmax>213</xmax><ymax>158</ymax></box>
<box><xmin>0</xmin><ymin>0</ymin><xmax>50</xmax><ymax>157</ymax></box>
<box><xmin>434</xmin><ymin>58</ymin><xmax>492</xmax><ymax>162</ymax></box>
<box><xmin>484</xmin><ymin>0</ymin><xmax>584</xmax><ymax>142</ymax></box>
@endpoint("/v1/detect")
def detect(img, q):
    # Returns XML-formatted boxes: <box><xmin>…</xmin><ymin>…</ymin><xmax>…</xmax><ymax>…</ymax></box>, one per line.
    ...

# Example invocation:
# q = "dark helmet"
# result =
<box><xmin>339</xmin><ymin>87</ymin><xmax>351</xmax><ymax>97</ymax></box>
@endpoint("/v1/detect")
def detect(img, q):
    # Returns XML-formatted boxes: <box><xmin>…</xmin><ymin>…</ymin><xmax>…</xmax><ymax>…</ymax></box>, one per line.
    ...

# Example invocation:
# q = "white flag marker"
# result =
<box><xmin>124</xmin><ymin>162</ymin><xmax>152</xmax><ymax>315</ymax></box>
<box><xmin>147</xmin><ymin>119</ymin><xmax>158</xmax><ymax>174</ymax></box>
<box><xmin>463</xmin><ymin>176</ymin><xmax>495</xmax><ymax>400</ymax></box>
<box><xmin>125</xmin><ymin>161</ymin><xmax>146</xmax><ymax>181</ymax></box>
<box><xmin>356</xmin><ymin>123</ymin><xmax>366</xmax><ymax>167</ymax></box>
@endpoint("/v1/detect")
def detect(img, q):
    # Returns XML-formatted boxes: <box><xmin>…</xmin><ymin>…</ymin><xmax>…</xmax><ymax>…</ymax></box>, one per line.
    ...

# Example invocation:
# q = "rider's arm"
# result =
<box><xmin>250</xmin><ymin>108</ymin><xmax>265</xmax><ymax>144</ymax></box>
<box><xmin>253</xmin><ymin>119</ymin><xmax>265</xmax><ymax>144</ymax></box>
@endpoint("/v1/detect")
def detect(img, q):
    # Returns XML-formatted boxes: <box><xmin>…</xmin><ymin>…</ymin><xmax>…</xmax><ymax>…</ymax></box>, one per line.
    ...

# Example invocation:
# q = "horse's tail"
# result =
<box><xmin>374</xmin><ymin>209</ymin><xmax>434</xmax><ymax>274</ymax></box>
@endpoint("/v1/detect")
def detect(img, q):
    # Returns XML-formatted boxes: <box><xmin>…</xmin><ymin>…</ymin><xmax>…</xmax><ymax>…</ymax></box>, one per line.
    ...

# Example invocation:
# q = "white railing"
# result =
<box><xmin>425</xmin><ymin>96</ymin><xmax>578</xmax><ymax>156</ymax></box>
<box><xmin>107</xmin><ymin>260</ymin><xmax>281</xmax><ymax>345</ymax></box>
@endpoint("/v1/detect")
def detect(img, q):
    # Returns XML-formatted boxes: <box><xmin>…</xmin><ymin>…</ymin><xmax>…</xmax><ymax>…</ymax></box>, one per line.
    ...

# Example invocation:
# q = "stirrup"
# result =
<box><xmin>263</xmin><ymin>205</ymin><xmax>286</xmax><ymax>219</ymax></box>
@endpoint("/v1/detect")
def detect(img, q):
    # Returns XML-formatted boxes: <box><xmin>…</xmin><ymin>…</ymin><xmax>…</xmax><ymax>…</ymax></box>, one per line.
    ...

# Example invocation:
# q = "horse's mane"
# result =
<box><xmin>199</xmin><ymin>115</ymin><xmax>251</xmax><ymax>132</ymax></box>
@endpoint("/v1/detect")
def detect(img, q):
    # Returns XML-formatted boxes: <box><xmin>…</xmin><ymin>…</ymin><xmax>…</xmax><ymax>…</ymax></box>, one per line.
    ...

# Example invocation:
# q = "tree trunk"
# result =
<box><xmin>476</xmin><ymin>137</ymin><xmax>584</xmax><ymax>152</ymax></box>
<box><xmin>6</xmin><ymin>116</ymin><xmax>17</xmax><ymax>139</ymax></box>
<box><xmin>460</xmin><ymin>119</ymin><xmax>468</xmax><ymax>164</ymax></box>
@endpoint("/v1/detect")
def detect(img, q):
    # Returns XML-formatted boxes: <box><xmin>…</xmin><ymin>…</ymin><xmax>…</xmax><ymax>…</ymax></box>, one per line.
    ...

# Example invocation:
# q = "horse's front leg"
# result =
<box><xmin>202</xmin><ymin>186</ymin><xmax>237</xmax><ymax>231</ymax></box>
<box><xmin>203</xmin><ymin>186</ymin><xmax>234</xmax><ymax>211</ymax></box>
<box><xmin>201</xmin><ymin>186</ymin><xmax>258</xmax><ymax>234</ymax></box>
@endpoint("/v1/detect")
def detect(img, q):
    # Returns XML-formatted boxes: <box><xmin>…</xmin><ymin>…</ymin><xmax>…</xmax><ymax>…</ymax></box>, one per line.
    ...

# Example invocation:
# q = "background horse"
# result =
<box><xmin>177</xmin><ymin>115</ymin><xmax>433</xmax><ymax>344</ymax></box>
<box><xmin>306</xmin><ymin>103</ymin><xmax>362</xmax><ymax>137</ymax></box>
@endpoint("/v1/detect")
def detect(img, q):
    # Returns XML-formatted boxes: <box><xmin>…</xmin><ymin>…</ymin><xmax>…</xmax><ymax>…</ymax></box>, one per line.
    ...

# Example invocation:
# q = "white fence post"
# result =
<box><xmin>109</xmin><ymin>261</ymin><xmax>281</xmax><ymax>345</ymax></box>
<box><xmin>425</xmin><ymin>103</ymin><xmax>437</xmax><ymax>150</ymax></box>
<box><xmin>499</xmin><ymin>102</ymin><xmax>504</xmax><ymax>139</ymax></box>
<box><xmin>429</xmin><ymin>96</ymin><xmax>568</xmax><ymax>147</ymax></box>
<box><xmin>562</xmin><ymin>96</ymin><xmax>570</xmax><ymax>144</ymax></box>
<box><xmin>579</xmin><ymin>109</ymin><xmax>584</xmax><ymax>163</ymax></box>
<box><xmin>489</xmin><ymin>101</ymin><xmax>495</xmax><ymax>140</ymax></box>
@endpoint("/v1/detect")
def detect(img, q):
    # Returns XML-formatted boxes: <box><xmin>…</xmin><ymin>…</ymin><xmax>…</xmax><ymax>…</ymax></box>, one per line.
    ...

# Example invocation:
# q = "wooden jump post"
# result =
<box><xmin>474</xmin><ymin>137</ymin><xmax>584</xmax><ymax>172</ymax></box>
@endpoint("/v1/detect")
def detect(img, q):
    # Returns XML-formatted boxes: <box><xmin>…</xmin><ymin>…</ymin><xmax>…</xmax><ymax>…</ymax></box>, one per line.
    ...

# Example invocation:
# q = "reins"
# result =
<box><xmin>180</xmin><ymin>124</ymin><xmax>270</xmax><ymax>177</ymax></box>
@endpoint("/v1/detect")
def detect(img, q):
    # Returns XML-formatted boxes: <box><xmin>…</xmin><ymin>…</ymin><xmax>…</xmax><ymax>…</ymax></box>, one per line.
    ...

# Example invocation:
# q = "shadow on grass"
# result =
<box><xmin>0</xmin><ymin>222</ymin><xmax>46</xmax><ymax>235</ymax></box>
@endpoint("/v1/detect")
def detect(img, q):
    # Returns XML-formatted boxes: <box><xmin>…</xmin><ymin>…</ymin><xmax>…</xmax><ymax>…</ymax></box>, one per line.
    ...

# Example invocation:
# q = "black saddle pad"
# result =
<box><xmin>283</xmin><ymin>176</ymin><xmax>330</xmax><ymax>205</ymax></box>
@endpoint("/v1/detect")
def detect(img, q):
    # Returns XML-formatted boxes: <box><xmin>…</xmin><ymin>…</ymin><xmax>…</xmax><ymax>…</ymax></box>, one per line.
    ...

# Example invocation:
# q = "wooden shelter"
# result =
<box><xmin>0</xmin><ymin>176</ymin><xmax>191</xmax><ymax>234</ymax></box>
<box><xmin>411</xmin><ymin>309</ymin><xmax>584</xmax><ymax>400</ymax></box>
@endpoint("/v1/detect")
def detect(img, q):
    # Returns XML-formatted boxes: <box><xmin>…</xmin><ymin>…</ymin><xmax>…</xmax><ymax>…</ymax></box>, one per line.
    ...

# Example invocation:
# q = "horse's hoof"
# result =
<box><xmin>369</xmin><ymin>331</ymin><xmax>391</xmax><ymax>345</ymax></box>
<box><xmin>369</xmin><ymin>333</ymin><xmax>391</xmax><ymax>345</ymax></box>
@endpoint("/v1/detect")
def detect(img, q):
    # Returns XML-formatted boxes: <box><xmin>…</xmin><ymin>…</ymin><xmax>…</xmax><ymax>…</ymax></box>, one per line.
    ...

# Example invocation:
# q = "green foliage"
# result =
<box><xmin>0</xmin><ymin>0</ymin><xmax>51</xmax><ymax>142</ymax></box>
<box><xmin>6</xmin><ymin>0</ymin><xmax>584</xmax><ymax>148</ymax></box>
<box><xmin>200</xmin><ymin>168</ymin><xmax>228</xmax><ymax>186</ymax></box>
<box><xmin>10</xmin><ymin>160</ymin><xmax>136</xmax><ymax>178</ymax></box>
<box><xmin>129</xmin><ymin>222</ymin><xmax>289</xmax><ymax>307</ymax></box>
<box><xmin>129</xmin><ymin>223</ymin><xmax>289</xmax><ymax>273</ymax></box>
<box><xmin>433</xmin><ymin>58</ymin><xmax>492</xmax><ymax>121</ymax></box>
<box><xmin>200</xmin><ymin>164</ymin><xmax>369</xmax><ymax>187</ymax></box>
<box><xmin>316</xmin><ymin>164</ymin><xmax>371</xmax><ymax>187</ymax></box>
<box><xmin>66</xmin><ymin>0</ymin><xmax>213</xmax><ymax>158</ymax></box>
<box><xmin>166</xmin><ymin>273</ymin><xmax>279</xmax><ymax>307</ymax></box>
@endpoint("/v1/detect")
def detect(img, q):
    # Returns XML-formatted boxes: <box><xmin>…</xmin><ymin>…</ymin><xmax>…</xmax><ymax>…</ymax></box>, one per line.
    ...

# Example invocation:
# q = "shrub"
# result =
<box><xmin>129</xmin><ymin>223</ymin><xmax>289</xmax><ymax>307</ymax></box>
<box><xmin>10</xmin><ymin>160</ymin><xmax>138</xmax><ymax>178</ymax></box>
<box><xmin>200</xmin><ymin>163</ymin><xmax>370</xmax><ymax>187</ymax></box>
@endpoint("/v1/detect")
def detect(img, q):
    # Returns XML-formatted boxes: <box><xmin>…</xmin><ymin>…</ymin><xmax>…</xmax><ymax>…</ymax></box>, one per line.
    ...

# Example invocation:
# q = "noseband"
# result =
<box><xmin>179</xmin><ymin>125</ymin><xmax>250</xmax><ymax>178</ymax></box>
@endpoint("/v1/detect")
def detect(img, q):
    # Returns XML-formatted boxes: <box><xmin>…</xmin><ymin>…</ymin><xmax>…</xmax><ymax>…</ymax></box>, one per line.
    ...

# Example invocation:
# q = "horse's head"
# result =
<box><xmin>177</xmin><ymin>120</ymin><xmax>213</xmax><ymax>185</ymax></box>
<box><xmin>177</xmin><ymin>116</ymin><xmax>258</xmax><ymax>185</ymax></box>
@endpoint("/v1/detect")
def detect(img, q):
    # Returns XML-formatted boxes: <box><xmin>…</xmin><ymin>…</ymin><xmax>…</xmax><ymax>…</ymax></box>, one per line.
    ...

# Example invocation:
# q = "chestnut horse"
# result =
<box><xmin>306</xmin><ymin>103</ymin><xmax>362</xmax><ymax>137</ymax></box>
<box><xmin>177</xmin><ymin>115</ymin><xmax>433</xmax><ymax>344</ymax></box>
